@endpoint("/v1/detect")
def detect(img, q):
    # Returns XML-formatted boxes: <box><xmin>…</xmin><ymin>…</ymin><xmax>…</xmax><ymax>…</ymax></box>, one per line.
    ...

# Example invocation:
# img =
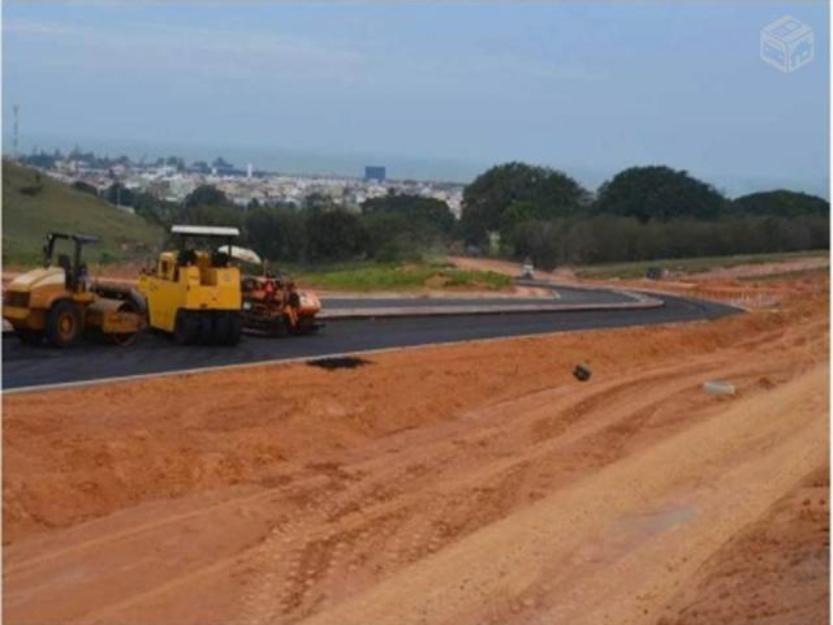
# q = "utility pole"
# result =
<box><xmin>12</xmin><ymin>104</ymin><xmax>19</xmax><ymax>157</ymax></box>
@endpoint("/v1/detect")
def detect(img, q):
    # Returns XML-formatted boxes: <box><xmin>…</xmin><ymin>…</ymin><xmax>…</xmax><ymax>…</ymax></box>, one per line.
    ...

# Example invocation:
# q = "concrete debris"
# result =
<box><xmin>703</xmin><ymin>380</ymin><xmax>736</xmax><ymax>396</ymax></box>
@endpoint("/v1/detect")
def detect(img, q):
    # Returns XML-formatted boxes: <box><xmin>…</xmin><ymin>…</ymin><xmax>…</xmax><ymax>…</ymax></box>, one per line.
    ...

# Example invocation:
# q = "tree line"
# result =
<box><xmin>127</xmin><ymin>186</ymin><xmax>457</xmax><ymax>264</ymax></box>
<box><xmin>460</xmin><ymin>163</ymin><xmax>828</xmax><ymax>268</ymax></box>
<box><xmin>105</xmin><ymin>161</ymin><xmax>828</xmax><ymax>268</ymax></box>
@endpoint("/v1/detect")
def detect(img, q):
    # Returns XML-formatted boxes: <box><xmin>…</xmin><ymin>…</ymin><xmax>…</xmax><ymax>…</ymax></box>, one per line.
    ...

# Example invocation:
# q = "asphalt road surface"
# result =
<box><xmin>2</xmin><ymin>288</ymin><xmax>739</xmax><ymax>391</ymax></box>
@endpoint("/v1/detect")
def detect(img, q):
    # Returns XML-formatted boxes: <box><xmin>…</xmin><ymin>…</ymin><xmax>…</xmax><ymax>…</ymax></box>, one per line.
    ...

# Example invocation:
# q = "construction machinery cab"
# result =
<box><xmin>163</xmin><ymin>225</ymin><xmax>238</xmax><ymax>282</ymax></box>
<box><xmin>42</xmin><ymin>232</ymin><xmax>98</xmax><ymax>291</ymax></box>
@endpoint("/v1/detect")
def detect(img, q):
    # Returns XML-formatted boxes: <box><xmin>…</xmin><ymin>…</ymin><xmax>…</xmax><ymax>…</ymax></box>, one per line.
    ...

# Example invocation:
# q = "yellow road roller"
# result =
<box><xmin>137</xmin><ymin>225</ymin><xmax>243</xmax><ymax>345</ymax></box>
<box><xmin>3</xmin><ymin>233</ymin><xmax>145</xmax><ymax>347</ymax></box>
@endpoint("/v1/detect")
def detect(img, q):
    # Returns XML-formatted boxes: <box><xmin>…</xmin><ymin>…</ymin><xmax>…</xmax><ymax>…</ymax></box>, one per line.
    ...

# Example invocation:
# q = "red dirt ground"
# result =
<box><xmin>3</xmin><ymin>272</ymin><xmax>829</xmax><ymax>625</ymax></box>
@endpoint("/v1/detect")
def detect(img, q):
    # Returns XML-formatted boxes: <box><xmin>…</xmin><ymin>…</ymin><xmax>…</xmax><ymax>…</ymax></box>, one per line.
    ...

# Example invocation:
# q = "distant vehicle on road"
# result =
<box><xmin>645</xmin><ymin>266</ymin><xmax>668</xmax><ymax>280</ymax></box>
<box><xmin>520</xmin><ymin>260</ymin><xmax>535</xmax><ymax>279</ymax></box>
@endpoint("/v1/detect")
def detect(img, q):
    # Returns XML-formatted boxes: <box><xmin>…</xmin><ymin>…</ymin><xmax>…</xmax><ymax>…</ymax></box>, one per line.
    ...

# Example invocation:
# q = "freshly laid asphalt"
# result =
<box><xmin>2</xmin><ymin>281</ymin><xmax>740</xmax><ymax>391</ymax></box>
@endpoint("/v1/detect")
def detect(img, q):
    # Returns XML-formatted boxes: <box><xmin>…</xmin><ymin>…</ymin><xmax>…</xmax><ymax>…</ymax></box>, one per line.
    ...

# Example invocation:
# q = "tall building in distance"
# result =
<box><xmin>364</xmin><ymin>165</ymin><xmax>386</xmax><ymax>182</ymax></box>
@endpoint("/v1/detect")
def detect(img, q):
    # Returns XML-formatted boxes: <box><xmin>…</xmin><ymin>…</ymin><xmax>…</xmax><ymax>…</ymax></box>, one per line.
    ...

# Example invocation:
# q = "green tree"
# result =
<box><xmin>106</xmin><ymin>183</ymin><xmax>135</xmax><ymax>207</ymax></box>
<box><xmin>177</xmin><ymin>203</ymin><xmax>241</xmax><ymax>229</ymax></box>
<box><xmin>304</xmin><ymin>192</ymin><xmax>338</xmax><ymax>214</ymax></box>
<box><xmin>177</xmin><ymin>185</ymin><xmax>241</xmax><ymax>229</ymax></box>
<box><xmin>361</xmin><ymin>212</ymin><xmax>439</xmax><ymax>262</ymax></box>
<box><xmin>185</xmin><ymin>185</ymin><xmax>229</xmax><ymax>208</ymax></box>
<box><xmin>242</xmin><ymin>206</ymin><xmax>307</xmax><ymax>261</ymax></box>
<box><xmin>461</xmin><ymin>162</ymin><xmax>586</xmax><ymax>244</ymax></box>
<box><xmin>133</xmin><ymin>191</ymin><xmax>178</xmax><ymax>226</ymax></box>
<box><xmin>305</xmin><ymin>210</ymin><xmax>367</xmax><ymax>262</ymax></box>
<box><xmin>732</xmin><ymin>190</ymin><xmax>829</xmax><ymax>218</ymax></box>
<box><xmin>594</xmin><ymin>166</ymin><xmax>727</xmax><ymax>221</ymax></box>
<box><xmin>361</xmin><ymin>194</ymin><xmax>455</xmax><ymax>234</ymax></box>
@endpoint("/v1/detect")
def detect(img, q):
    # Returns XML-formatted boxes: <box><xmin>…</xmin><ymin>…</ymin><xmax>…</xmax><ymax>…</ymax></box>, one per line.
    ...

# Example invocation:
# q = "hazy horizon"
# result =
<box><xmin>3</xmin><ymin>2</ymin><xmax>829</xmax><ymax>197</ymax></box>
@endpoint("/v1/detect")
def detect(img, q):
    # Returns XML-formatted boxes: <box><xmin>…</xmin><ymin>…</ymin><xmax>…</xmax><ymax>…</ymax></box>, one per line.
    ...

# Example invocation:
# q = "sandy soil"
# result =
<box><xmin>657</xmin><ymin>467</ymin><xmax>829</xmax><ymax>625</ymax></box>
<box><xmin>3</xmin><ymin>274</ymin><xmax>828</xmax><ymax>625</ymax></box>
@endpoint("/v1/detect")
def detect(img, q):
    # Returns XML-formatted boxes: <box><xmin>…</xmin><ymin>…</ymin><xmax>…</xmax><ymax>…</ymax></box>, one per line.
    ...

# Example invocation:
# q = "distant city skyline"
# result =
<box><xmin>10</xmin><ymin>131</ymin><xmax>827</xmax><ymax>200</ymax></box>
<box><xmin>2</xmin><ymin>2</ymin><xmax>829</xmax><ymax>197</ymax></box>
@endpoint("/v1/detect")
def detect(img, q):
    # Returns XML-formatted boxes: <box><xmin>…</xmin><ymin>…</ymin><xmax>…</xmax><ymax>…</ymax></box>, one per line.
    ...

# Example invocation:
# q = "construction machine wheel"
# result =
<box><xmin>46</xmin><ymin>300</ymin><xmax>82</xmax><ymax>348</ymax></box>
<box><xmin>173</xmin><ymin>310</ymin><xmax>199</xmax><ymax>345</ymax></box>
<box><xmin>213</xmin><ymin>312</ymin><xmax>231</xmax><ymax>344</ymax></box>
<box><xmin>214</xmin><ymin>312</ymin><xmax>242</xmax><ymax>345</ymax></box>
<box><xmin>197</xmin><ymin>312</ymin><xmax>214</xmax><ymax>344</ymax></box>
<box><xmin>227</xmin><ymin>312</ymin><xmax>242</xmax><ymax>345</ymax></box>
<box><xmin>15</xmin><ymin>329</ymin><xmax>43</xmax><ymax>346</ymax></box>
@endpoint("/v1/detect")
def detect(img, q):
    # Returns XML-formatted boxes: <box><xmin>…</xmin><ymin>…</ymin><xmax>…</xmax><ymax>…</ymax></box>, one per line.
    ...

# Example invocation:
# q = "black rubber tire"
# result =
<box><xmin>173</xmin><ymin>310</ymin><xmax>198</xmax><ymax>345</ymax></box>
<box><xmin>16</xmin><ymin>329</ymin><xmax>43</xmax><ymax>346</ymax></box>
<box><xmin>213</xmin><ymin>312</ymin><xmax>231</xmax><ymax>345</ymax></box>
<box><xmin>46</xmin><ymin>300</ymin><xmax>83</xmax><ymax>348</ymax></box>
<box><xmin>227</xmin><ymin>312</ymin><xmax>242</xmax><ymax>345</ymax></box>
<box><xmin>197</xmin><ymin>312</ymin><xmax>214</xmax><ymax>345</ymax></box>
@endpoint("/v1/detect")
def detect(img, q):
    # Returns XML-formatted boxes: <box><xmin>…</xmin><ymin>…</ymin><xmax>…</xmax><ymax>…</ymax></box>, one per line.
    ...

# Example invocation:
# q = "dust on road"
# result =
<box><xmin>3</xmin><ymin>273</ymin><xmax>828</xmax><ymax>625</ymax></box>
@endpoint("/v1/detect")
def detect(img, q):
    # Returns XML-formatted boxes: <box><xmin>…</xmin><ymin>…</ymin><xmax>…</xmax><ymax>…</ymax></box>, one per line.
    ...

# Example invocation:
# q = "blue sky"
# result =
<box><xmin>2</xmin><ymin>2</ymin><xmax>829</xmax><ymax>194</ymax></box>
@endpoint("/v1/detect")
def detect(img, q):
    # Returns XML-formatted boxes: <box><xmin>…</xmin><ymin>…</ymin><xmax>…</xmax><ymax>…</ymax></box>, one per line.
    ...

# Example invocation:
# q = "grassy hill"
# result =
<box><xmin>2</xmin><ymin>160</ymin><xmax>164</xmax><ymax>266</ymax></box>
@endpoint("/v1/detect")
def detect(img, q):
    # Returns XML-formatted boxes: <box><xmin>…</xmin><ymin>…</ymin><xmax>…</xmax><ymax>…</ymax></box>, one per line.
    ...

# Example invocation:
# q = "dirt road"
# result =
<box><xmin>3</xmin><ymin>275</ymin><xmax>828</xmax><ymax>624</ymax></box>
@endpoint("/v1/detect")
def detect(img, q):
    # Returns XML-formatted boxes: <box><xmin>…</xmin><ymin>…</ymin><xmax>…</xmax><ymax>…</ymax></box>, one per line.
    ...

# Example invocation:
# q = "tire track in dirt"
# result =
<box><xmin>7</xmin><ymin>355</ymin><xmax>739</xmax><ymax>624</ymax></box>
<box><xmin>4</xmin><ymin>354</ymin><xmax>721</xmax><ymax>578</ymax></box>
<box><xmin>8</xmin><ymin>345</ymin><xmax>800</xmax><ymax>625</ymax></box>
<box><xmin>234</xmin><ymin>359</ymin><xmax>790</xmax><ymax>624</ymax></box>
<box><xmin>3</xmin><ymin>286</ymin><xmax>825</xmax><ymax>625</ymax></box>
<box><xmin>294</xmin><ymin>364</ymin><xmax>827</xmax><ymax>625</ymax></box>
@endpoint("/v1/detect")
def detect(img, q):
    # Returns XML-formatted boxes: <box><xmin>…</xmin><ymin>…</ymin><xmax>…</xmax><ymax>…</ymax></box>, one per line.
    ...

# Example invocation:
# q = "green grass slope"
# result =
<box><xmin>293</xmin><ymin>261</ymin><xmax>512</xmax><ymax>291</ymax></box>
<box><xmin>2</xmin><ymin>160</ymin><xmax>163</xmax><ymax>265</ymax></box>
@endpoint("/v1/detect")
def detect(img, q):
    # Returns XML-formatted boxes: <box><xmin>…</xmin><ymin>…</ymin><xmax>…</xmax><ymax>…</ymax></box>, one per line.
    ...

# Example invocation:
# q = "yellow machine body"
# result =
<box><xmin>3</xmin><ymin>267</ymin><xmax>74</xmax><ymax>331</ymax></box>
<box><xmin>3</xmin><ymin>267</ymin><xmax>144</xmax><ymax>346</ymax></box>
<box><xmin>138</xmin><ymin>250</ymin><xmax>242</xmax><ymax>333</ymax></box>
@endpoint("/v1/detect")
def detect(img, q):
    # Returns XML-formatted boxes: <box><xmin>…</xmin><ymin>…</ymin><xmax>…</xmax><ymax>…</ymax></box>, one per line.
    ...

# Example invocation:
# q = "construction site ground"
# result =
<box><xmin>3</xmin><ymin>267</ymin><xmax>829</xmax><ymax>625</ymax></box>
